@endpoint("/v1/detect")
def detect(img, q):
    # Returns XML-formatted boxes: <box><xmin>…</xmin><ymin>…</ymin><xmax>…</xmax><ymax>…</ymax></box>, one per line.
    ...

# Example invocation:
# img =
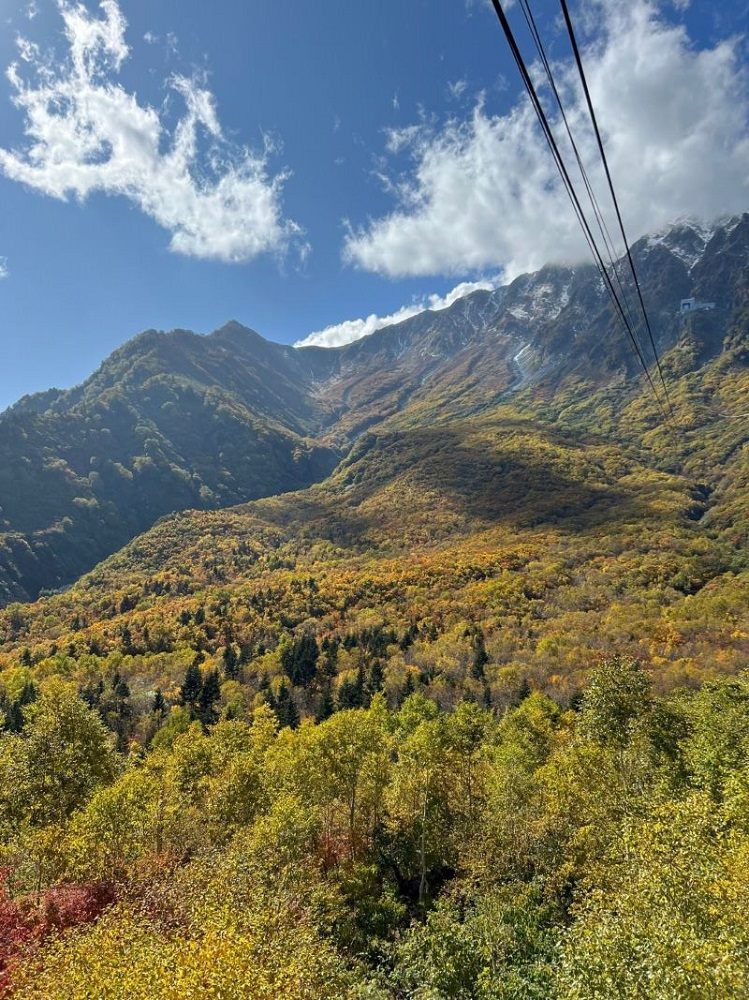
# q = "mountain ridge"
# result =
<box><xmin>5</xmin><ymin>213</ymin><xmax>744</xmax><ymax>423</ymax></box>
<box><xmin>0</xmin><ymin>214</ymin><xmax>746</xmax><ymax>605</ymax></box>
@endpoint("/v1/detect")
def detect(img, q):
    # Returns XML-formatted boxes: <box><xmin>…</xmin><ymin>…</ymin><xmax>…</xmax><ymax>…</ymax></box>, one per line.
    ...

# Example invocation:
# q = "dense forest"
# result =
<box><xmin>0</xmin><ymin>218</ymin><xmax>746</xmax><ymax>996</ymax></box>
<box><xmin>2</xmin><ymin>663</ymin><xmax>749</xmax><ymax>997</ymax></box>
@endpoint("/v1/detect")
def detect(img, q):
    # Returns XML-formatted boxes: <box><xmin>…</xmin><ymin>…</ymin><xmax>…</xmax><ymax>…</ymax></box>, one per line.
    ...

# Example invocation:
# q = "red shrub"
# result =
<box><xmin>0</xmin><ymin>869</ymin><xmax>115</xmax><ymax>994</ymax></box>
<box><xmin>39</xmin><ymin>882</ymin><xmax>115</xmax><ymax>932</ymax></box>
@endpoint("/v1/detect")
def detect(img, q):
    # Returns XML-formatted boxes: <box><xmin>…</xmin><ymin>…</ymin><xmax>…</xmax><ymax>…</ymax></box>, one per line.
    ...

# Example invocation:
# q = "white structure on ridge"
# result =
<box><xmin>680</xmin><ymin>297</ymin><xmax>716</xmax><ymax>314</ymax></box>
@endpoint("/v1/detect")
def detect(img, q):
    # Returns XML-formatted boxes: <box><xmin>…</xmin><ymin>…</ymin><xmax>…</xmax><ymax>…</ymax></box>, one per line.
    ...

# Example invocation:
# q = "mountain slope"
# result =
<box><xmin>1</xmin><ymin>328</ymin><xmax>746</xmax><ymax>710</ymax></box>
<box><xmin>0</xmin><ymin>215</ymin><xmax>746</xmax><ymax>605</ymax></box>
<box><xmin>0</xmin><ymin>216</ymin><xmax>747</xmax><ymax>1000</ymax></box>
<box><xmin>0</xmin><ymin>324</ymin><xmax>338</xmax><ymax>604</ymax></box>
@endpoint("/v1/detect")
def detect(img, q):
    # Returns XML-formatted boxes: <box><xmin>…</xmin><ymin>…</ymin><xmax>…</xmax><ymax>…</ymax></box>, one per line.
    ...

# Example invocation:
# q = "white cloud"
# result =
<box><xmin>295</xmin><ymin>277</ymin><xmax>498</xmax><ymax>348</ymax></box>
<box><xmin>0</xmin><ymin>257</ymin><xmax>8</xmax><ymax>279</ymax></box>
<box><xmin>448</xmin><ymin>78</ymin><xmax>468</xmax><ymax>100</ymax></box>
<box><xmin>345</xmin><ymin>0</ymin><xmax>749</xmax><ymax>278</ymax></box>
<box><xmin>465</xmin><ymin>0</ymin><xmax>514</xmax><ymax>14</ymax></box>
<box><xmin>385</xmin><ymin>124</ymin><xmax>425</xmax><ymax>155</ymax></box>
<box><xmin>1</xmin><ymin>1</ymin><xmax>301</xmax><ymax>263</ymax></box>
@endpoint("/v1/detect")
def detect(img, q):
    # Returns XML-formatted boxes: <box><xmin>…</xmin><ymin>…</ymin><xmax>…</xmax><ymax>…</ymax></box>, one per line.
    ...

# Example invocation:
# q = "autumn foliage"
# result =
<box><xmin>0</xmin><ymin>870</ymin><xmax>114</xmax><ymax>993</ymax></box>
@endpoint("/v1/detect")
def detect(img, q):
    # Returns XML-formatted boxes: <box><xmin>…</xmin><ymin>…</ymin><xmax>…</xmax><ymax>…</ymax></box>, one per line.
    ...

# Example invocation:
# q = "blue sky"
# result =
<box><xmin>0</xmin><ymin>0</ymin><xmax>747</xmax><ymax>409</ymax></box>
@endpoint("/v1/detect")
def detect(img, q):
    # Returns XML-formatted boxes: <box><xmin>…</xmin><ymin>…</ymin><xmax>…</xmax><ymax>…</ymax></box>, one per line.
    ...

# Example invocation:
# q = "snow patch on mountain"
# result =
<box><xmin>642</xmin><ymin>217</ymin><xmax>738</xmax><ymax>270</ymax></box>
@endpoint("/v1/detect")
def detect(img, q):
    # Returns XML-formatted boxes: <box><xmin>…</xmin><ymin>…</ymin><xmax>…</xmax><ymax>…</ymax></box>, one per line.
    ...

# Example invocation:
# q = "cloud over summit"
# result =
<box><xmin>344</xmin><ymin>0</ymin><xmax>749</xmax><ymax>279</ymax></box>
<box><xmin>295</xmin><ymin>278</ymin><xmax>498</xmax><ymax>349</ymax></box>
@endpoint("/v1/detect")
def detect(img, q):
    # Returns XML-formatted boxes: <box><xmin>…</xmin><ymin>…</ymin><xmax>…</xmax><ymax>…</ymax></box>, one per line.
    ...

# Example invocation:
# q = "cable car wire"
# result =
<box><xmin>516</xmin><ymin>0</ymin><xmax>644</xmax><ymax>350</ymax></box>
<box><xmin>558</xmin><ymin>0</ymin><xmax>677</xmax><ymax>423</ymax></box>
<box><xmin>487</xmin><ymin>0</ymin><xmax>672</xmax><ymax>425</ymax></box>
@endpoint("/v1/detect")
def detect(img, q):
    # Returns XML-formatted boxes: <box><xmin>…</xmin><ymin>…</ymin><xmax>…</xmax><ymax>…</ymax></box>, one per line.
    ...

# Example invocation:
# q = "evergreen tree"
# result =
<box><xmin>275</xmin><ymin>682</ymin><xmax>300</xmax><ymax>729</ymax></box>
<box><xmin>357</xmin><ymin>664</ymin><xmax>370</xmax><ymax>708</ymax></box>
<box><xmin>321</xmin><ymin>638</ymin><xmax>339</xmax><ymax>678</ymax></box>
<box><xmin>399</xmin><ymin>672</ymin><xmax>416</xmax><ymax>706</ymax></box>
<box><xmin>118</xmin><ymin>594</ymin><xmax>135</xmax><ymax>614</ymax></box>
<box><xmin>483</xmin><ymin>682</ymin><xmax>493</xmax><ymax>710</ymax></box>
<box><xmin>400</xmin><ymin>624</ymin><xmax>418</xmax><ymax>650</ymax></box>
<box><xmin>101</xmin><ymin>674</ymin><xmax>134</xmax><ymax>750</ymax></box>
<box><xmin>368</xmin><ymin>659</ymin><xmax>385</xmax><ymax>698</ymax></box>
<box><xmin>513</xmin><ymin>676</ymin><xmax>532</xmax><ymax>706</ymax></box>
<box><xmin>198</xmin><ymin>669</ymin><xmax>221</xmax><ymax>726</ymax></box>
<box><xmin>0</xmin><ymin>678</ymin><xmax>33</xmax><ymax>733</ymax></box>
<box><xmin>2</xmin><ymin>701</ymin><xmax>23</xmax><ymax>733</ymax></box>
<box><xmin>121</xmin><ymin>625</ymin><xmax>135</xmax><ymax>655</ymax></box>
<box><xmin>281</xmin><ymin>632</ymin><xmax>319</xmax><ymax>687</ymax></box>
<box><xmin>80</xmin><ymin>679</ymin><xmax>104</xmax><ymax>711</ymax></box>
<box><xmin>222</xmin><ymin>643</ymin><xmax>240</xmax><ymax>680</ymax></box>
<box><xmin>180</xmin><ymin>662</ymin><xmax>203</xmax><ymax>715</ymax></box>
<box><xmin>471</xmin><ymin>631</ymin><xmax>489</xmax><ymax>680</ymax></box>
<box><xmin>315</xmin><ymin>681</ymin><xmax>335</xmax><ymax>723</ymax></box>
<box><xmin>337</xmin><ymin>667</ymin><xmax>366</xmax><ymax>710</ymax></box>
<box><xmin>152</xmin><ymin>688</ymin><xmax>167</xmax><ymax>717</ymax></box>
<box><xmin>114</xmin><ymin>677</ymin><xmax>131</xmax><ymax>701</ymax></box>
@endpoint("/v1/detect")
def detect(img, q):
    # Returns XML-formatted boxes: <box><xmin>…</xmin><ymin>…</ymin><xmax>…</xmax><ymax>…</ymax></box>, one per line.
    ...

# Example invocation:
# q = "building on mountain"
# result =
<box><xmin>680</xmin><ymin>297</ymin><xmax>716</xmax><ymax>314</ymax></box>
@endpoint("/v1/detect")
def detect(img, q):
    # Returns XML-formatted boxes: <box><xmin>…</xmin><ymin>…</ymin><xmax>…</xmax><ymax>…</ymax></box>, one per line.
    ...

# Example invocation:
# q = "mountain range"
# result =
<box><xmin>0</xmin><ymin>214</ymin><xmax>747</xmax><ymax>611</ymax></box>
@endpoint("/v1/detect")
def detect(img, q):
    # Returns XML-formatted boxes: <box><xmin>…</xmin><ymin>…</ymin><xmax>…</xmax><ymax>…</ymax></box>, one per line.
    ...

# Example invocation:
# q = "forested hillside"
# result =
<box><xmin>1</xmin><ymin>217</ymin><xmax>746</xmax><ymax>604</ymax></box>
<box><xmin>0</xmin><ymin>323</ymin><xmax>338</xmax><ymax>604</ymax></box>
<box><xmin>0</xmin><ymin>216</ymin><xmax>746</xmax><ymax>996</ymax></box>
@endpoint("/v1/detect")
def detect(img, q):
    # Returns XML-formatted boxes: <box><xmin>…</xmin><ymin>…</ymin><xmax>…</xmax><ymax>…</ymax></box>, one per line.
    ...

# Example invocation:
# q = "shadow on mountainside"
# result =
<box><xmin>0</xmin><ymin>418</ymin><xmax>694</xmax><ymax>637</ymax></box>
<box><xmin>213</xmin><ymin>422</ymin><xmax>673</xmax><ymax>555</ymax></box>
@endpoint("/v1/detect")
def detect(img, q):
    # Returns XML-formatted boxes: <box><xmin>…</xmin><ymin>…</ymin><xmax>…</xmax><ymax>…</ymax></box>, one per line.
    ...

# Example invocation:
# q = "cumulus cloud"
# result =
<box><xmin>0</xmin><ymin>257</ymin><xmax>8</xmax><ymax>279</ymax></box>
<box><xmin>345</xmin><ymin>0</ymin><xmax>749</xmax><ymax>278</ymax></box>
<box><xmin>294</xmin><ymin>277</ymin><xmax>498</xmax><ymax>348</ymax></box>
<box><xmin>1</xmin><ymin>0</ymin><xmax>301</xmax><ymax>263</ymax></box>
